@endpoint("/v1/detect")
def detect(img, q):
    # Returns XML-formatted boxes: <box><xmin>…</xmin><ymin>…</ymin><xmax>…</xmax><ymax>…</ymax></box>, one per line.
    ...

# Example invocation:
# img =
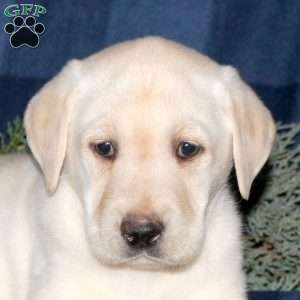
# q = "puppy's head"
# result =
<box><xmin>25</xmin><ymin>37</ymin><xmax>276</xmax><ymax>269</ymax></box>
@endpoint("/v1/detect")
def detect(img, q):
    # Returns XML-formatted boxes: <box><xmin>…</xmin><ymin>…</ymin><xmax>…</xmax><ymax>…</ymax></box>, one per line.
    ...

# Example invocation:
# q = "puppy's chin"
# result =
<box><xmin>94</xmin><ymin>250</ymin><xmax>199</xmax><ymax>271</ymax></box>
<box><xmin>122</xmin><ymin>255</ymin><xmax>167</xmax><ymax>271</ymax></box>
<box><xmin>94</xmin><ymin>252</ymin><xmax>168</xmax><ymax>270</ymax></box>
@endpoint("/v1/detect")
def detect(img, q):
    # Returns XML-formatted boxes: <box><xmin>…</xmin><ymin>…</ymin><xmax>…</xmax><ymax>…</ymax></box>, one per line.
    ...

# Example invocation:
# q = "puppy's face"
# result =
<box><xmin>67</xmin><ymin>64</ymin><xmax>233</xmax><ymax>269</ymax></box>
<box><xmin>25</xmin><ymin>37</ymin><xmax>275</xmax><ymax>270</ymax></box>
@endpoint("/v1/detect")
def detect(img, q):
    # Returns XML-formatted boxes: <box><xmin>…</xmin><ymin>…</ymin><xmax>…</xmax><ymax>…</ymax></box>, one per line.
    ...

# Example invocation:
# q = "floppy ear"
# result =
<box><xmin>24</xmin><ymin>59</ymin><xmax>81</xmax><ymax>193</ymax></box>
<box><xmin>221</xmin><ymin>66</ymin><xmax>276</xmax><ymax>200</ymax></box>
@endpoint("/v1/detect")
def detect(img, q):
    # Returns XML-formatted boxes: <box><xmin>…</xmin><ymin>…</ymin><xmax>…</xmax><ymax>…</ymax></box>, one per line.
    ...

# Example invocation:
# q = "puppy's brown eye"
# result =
<box><xmin>93</xmin><ymin>142</ymin><xmax>115</xmax><ymax>158</ymax></box>
<box><xmin>176</xmin><ymin>142</ymin><xmax>201</xmax><ymax>159</ymax></box>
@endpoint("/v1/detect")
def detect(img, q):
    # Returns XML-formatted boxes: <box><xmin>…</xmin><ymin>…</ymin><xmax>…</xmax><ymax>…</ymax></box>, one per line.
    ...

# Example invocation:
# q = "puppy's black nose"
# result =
<box><xmin>120</xmin><ymin>215</ymin><xmax>164</xmax><ymax>249</ymax></box>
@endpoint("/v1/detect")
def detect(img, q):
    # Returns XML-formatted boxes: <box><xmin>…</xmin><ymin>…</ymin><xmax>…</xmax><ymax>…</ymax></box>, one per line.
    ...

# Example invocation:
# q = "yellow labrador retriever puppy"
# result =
<box><xmin>0</xmin><ymin>37</ymin><xmax>275</xmax><ymax>300</ymax></box>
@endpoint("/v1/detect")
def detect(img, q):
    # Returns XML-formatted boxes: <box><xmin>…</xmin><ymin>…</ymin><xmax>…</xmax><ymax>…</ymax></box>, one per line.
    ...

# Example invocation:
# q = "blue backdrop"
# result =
<box><xmin>0</xmin><ymin>0</ymin><xmax>300</xmax><ymax>132</ymax></box>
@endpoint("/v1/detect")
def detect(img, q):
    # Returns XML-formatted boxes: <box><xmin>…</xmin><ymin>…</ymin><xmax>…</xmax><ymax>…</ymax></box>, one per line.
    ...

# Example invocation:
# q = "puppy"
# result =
<box><xmin>0</xmin><ymin>37</ymin><xmax>275</xmax><ymax>300</ymax></box>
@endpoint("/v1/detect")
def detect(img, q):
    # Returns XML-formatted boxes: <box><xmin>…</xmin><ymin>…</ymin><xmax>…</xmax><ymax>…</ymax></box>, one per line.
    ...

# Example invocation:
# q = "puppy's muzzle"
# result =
<box><xmin>120</xmin><ymin>214</ymin><xmax>164</xmax><ymax>250</ymax></box>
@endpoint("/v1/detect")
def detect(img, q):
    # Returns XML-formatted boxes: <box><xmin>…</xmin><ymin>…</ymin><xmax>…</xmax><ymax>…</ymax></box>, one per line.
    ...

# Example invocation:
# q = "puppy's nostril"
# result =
<box><xmin>122</xmin><ymin>221</ymin><xmax>163</xmax><ymax>248</ymax></box>
<box><xmin>121</xmin><ymin>215</ymin><xmax>164</xmax><ymax>249</ymax></box>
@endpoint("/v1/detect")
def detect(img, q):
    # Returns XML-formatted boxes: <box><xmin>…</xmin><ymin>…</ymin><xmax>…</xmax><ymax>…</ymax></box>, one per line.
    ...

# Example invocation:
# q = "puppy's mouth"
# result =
<box><xmin>117</xmin><ymin>245</ymin><xmax>191</xmax><ymax>270</ymax></box>
<box><xmin>119</xmin><ymin>250</ymin><xmax>171</xmax><ymax>269</ymax></box>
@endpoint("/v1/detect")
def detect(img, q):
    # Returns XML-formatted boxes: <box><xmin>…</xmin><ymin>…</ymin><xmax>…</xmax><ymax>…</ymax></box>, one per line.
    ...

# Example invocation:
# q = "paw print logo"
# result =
<box><xmin>4</xmin><ymin>16</ymin><xmax>45</xmax><ymax>48</ymax></box>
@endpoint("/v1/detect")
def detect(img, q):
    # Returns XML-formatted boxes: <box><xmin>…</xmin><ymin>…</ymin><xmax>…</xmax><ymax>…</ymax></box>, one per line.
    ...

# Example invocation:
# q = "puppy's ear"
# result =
<box><xmin>221</xmin><ymin>66</ymin><xmax>276</xmax><ymax>200</ymax></box>
<box><xmin>24</xmin><ymin>60</ymin><xmax>81</xmax><ymax>193</ymax></box>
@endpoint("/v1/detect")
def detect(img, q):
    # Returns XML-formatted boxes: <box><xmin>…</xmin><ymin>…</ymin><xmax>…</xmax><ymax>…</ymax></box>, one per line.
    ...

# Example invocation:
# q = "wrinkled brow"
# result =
<box><xmin>80</xmin><ymin>116</ymin><xmax>116</xmax><ymax>139</ymax></box>
<box><xmin>173</xmin><ymin>119</ymin><xmax>212</xmax><ymax>142</ymax></box>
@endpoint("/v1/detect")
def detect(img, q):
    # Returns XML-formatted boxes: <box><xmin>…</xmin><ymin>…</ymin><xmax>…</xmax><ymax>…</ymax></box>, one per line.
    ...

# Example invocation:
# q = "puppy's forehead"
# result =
<box><xmin>75</xmin><ymin>37</ymin><xmax>226</xmax><ymax>133</ymax></box>
<box><xmin>78</xmin><ymin>71</ymin><xmax>220</xmax><ymax>134</ymax></box>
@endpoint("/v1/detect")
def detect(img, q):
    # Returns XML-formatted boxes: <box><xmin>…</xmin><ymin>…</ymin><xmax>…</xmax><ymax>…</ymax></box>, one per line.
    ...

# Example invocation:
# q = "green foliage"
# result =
<box><xmin>243</xmin><ymin>123</ymin><xmax>300</xmax><ymax>290</ymax></box>
<box><xmin>0</xmin><ymin>117</ymin><xmax>27</xmax><ymax>153</ymax></box>
<box><xmin>0</xmin><ymin>118</ymin><xmax>300</xmax><ymax>290</ymax></box>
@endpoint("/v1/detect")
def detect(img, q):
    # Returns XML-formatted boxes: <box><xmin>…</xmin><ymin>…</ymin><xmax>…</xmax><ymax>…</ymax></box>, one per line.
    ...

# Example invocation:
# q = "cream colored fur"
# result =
<box><xmin>0</xmin><ymin>37</ymin><xmax>275</xmax><ymax>300</ymax></box>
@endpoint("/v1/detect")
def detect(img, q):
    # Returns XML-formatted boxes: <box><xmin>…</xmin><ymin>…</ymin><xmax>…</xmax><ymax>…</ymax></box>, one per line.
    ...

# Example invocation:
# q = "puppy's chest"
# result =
<box><xmin>50</xmin><ymin>264</ymin><xmax>216</xmax><ymax>300</ymax></box>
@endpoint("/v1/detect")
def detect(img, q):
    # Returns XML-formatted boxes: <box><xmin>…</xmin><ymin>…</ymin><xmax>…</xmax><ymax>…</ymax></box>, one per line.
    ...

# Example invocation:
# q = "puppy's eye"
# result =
<box><xmin>176</xmin><ymin>142</ymin><xmax>202</xmax><ymax>159</ymax></box>
<box><xmin>93</xmin><ymin>141</ymin><xmax>115</xmax><ymax>158</ymax></box>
